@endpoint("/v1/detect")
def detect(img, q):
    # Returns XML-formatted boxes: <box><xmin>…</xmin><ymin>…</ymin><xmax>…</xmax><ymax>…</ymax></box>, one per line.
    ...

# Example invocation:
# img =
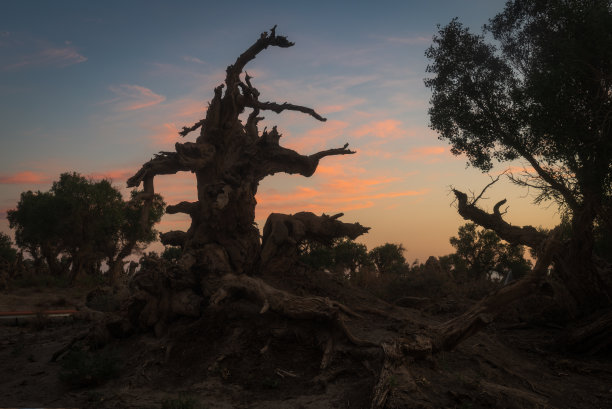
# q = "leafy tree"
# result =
<box><xmin>7</xmin><ymin>172</ymin><xmax>164</xmax><ymax>283</ymax></box>
<box><xmin>450</xmin><ymin>223</ymin><xmax>531</xmax><ymax>281</ymax></box>
<box><xmin>162</xmin><ymin>246</ymin><xmax>183</xmax><ymax>263</ymax></box>
<box><xmin>8</xmin><ymin>190</ymin><xmax>64</xmax><ymax>274</ymax></box>
<box><xmin>333</xmin><ymin>239</ymin><xmax>372</xmax><ymax>277</ymax></box>
<box><xmin>299</xmin><ymin>238</ymin><xmax>371</xmax><ymax>277</ymax></box>
<box><xmin>0</xmin><ymin>232</ymin><xmax>17</xmax><ymax>266</ymax></box>
<box><xmin>368</xmin><ymin>243</ymin><xmax>407</xmax><ymax>275</ymax></box>
<box><xmin>103</xmin><ymin>189</ymin><xmax>164</xmax><ymax>284</ymax></box>
<box><xmin>425</xmin><ymin>0</ymin><xmax>612</xmax><ymax>313</ymax></box>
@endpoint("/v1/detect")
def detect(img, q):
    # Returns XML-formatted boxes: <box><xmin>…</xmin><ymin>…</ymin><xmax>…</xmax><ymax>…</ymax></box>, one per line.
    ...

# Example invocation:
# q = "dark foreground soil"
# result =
<box><xmin>1</xmin><ymin>272</ymin><xmax>611</xmax><ymax>409</ymax></box>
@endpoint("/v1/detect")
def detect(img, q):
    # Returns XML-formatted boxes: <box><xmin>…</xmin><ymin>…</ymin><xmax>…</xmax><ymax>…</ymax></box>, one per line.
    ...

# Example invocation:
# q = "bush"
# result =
<box><xmin>58</xmin><ymin>347</ymin><xmax>121</xmax><ymax>387</ymax></box>
<box><xmin>161</xmin><ymin>395</ymin><xmax>206</xmax><ymax>409</ymax></box>
<box><xmin>12</xmin><ymin>273</ymin><xmax>70</xmax><ymax>288</ymax></box>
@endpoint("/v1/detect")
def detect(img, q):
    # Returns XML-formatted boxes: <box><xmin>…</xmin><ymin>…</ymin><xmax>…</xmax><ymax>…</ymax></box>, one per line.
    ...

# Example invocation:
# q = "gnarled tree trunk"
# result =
<box><xmin>127</xmin><ymin>26</ymin><xmax>354</xmax><ymax>277</ymax></box>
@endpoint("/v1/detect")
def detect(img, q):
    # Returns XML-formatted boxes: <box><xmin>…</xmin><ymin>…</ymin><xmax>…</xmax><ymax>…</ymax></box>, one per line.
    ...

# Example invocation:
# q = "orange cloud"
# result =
<box><xmin>87</xmin><ymin>168</ymin><xmax>135</xmax><ymax>183</ymax></box>
<box><xmin>109</xmin><ymin>84</ymin><xmax>166</xmax><ymax>111</ymax></box>
<box><xmin>314</xmin><ymin>164</ymin><xmax>366</xmax><ymax>177</ymax></box>
<box><xmin>324</xmin><ymin>177</ymin><xmax>400</xmax><ymax>195</ymax></box>
<box><xmin>497</xmin><ymin>166</ymin><xmax>536</xmax><ymax>175</ymax></box>
<box><xmin>353</xmin><ymin>119</ymin><xmax>406</xmax><ymax>139</ymax></box>
<box><xmin>0</xmin><ymin>171</ymin><xmax>50</xmax><ymax>184</ymax></box>
<box><xmin>255</xmin><ymin>172</ymin><xmax>426</xmax><ymax>224</ymax></box>
<box><xmin>319</xmin><ymin>98</ymin><xmax>366</xmax><ymax>115</ymax></box>
<box><xmin>403</xmin><ymin>145</ymin><xmax>450</xmax><ymax>163</ymax></box>
<box><xmin>284</xmin><ymin>120</ymin><xmax>349</xmax><ymax>152</ymax></box>
<box><xmin>150</xmin><ymin>122</ymin><xmax>181</xmax><ymax>146</ymax></box>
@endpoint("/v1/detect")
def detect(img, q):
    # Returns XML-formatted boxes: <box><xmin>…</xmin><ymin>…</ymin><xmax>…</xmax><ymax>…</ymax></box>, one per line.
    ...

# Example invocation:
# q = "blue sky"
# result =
<box><xmin>0</xmin><ymin>0</ymin><xmax>560</xmax><ymax>261</ymax></box>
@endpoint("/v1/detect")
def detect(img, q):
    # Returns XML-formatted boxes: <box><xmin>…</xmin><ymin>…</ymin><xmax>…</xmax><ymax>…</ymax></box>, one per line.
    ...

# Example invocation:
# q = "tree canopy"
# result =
<box><xmin>426</xmin><ymin>0</ymin><xmax>612</xmax><ymax>220</ymax></box>
<box><xmin>450</xmin><ymin>223</ymin><xmax>531</xmax><ymax>281</ymax></box>
<box><xmin>425</xmin><ymin>0</ymin><xmax>612</xmax><ymax>312</ymax></box>
<box><xmin>7</xmin><ymin>172</ymin><xmax>164</xmax><ymax>282</ymax></box>
<box><xmin>0</xmin><ymin>232</ymin><xmax>17</xmax><ymax>266</ymax></box>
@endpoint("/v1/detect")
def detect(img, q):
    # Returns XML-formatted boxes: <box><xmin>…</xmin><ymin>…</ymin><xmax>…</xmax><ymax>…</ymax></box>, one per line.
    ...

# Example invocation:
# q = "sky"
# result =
<box><xmin>0</xmin><ymin>0</ymin><xmax>561</xmax><ymax>262</ymax></box>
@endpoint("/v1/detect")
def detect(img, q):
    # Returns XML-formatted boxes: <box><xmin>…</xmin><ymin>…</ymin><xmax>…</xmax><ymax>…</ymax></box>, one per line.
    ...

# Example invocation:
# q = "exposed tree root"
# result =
<box><xmin>434</xmin><ymin>228</ymin><xmax>561</xmax><ymax>352</ymax></box>
<box><xmin>564</xmin><ymin>308</ymin><xmax>612</xmax><ymax>354</ymax></box>
<box><xmin>210</xmin><ymin>273</ymin><xmax>379</xmax><ymax>369</ymax></box>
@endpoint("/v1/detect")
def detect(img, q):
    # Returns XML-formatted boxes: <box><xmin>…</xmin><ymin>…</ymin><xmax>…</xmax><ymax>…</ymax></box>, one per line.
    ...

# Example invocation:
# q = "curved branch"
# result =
<box><xmin>453</xmin><ymin>189</ymin><xmax>548</xmax><ymax>249</ymax></box>
<box><xmin>258</xmin><ymin>143</ymin><xmax>355</xmax><ymax>178</ymax></box>
<box><xmin>127</xmin><ymin>152</ymin><xmax>191</xmax><ymax>188</ymax></box>
<box><xmin>166</xmin><ymin>201</ymin><xmax>198</xmax><ymax>216</ymax></box>
<box><xmin>310</xmin><ymin>143</ymin><xmax>356</xmax><ymax>161</ymax></box>
<box><xmin>244</xmin><ymin>100</ymin><xmax>326</xmax><ymax>122</ymax></box>
<box><xmin>179</xmin><ymin>119</ymin><xmax>205</xmax><ymax>137</ymax></box>
<box><xmin>160</xmin><ymin>231</ymin><xmax>188</xmax><ymax>247</ymax></box>
<box><xmin>225</xmin><ymin>26</ymin><xmax>294</xmax><ymax>89</ymax></box>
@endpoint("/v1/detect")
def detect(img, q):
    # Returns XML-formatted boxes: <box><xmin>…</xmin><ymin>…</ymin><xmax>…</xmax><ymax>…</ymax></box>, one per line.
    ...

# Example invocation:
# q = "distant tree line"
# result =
<box><xmin>297</xmin><ymin>222</ymin><xmax>532</xmax><ymax>284</ymax></box>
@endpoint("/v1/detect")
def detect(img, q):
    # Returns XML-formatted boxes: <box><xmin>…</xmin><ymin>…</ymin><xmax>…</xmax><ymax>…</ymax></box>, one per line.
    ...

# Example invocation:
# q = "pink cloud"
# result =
<box><xmin>149</xmin><ymin>122</ymin><xmax>181</xmax><ymax>146</ymax></box>
<box><xmin>284</xmin><ymin>120</ymin><xmax>349</xmax><ymax>152</ymax></box>
<box><xmin>109</xmin><ymin>84</ymin><xmax>166</xmax><ymax>111</ymax></box>
<box><xmin>4</xmin><ymin>46</ymin><xmax>87</xmax><ymax>70</ymax></box>
<box><xmin>319</xmin><ymin>98</ymin><xmax>366</xmax><ymax>115</ymax></box>
<box><xmin>353</xmin><ymin>119</ymin><xmax>406</xmax><ymax>140</ymax></box>
<box><xmin>87</xmin><ymin>168</ymin><xmax>135</xmax><ymax>183</ymax></box>
<box><xmin>314</xmin><ymin>164</ymin><xmax>366</xmax><ymax>177</ymax></box>
<box><xmin>0</xmin><ymin>171</ymin><xmax>50</xmax><ymax>184</ymax></box>
<box><xmin>255</xmin><ymin>172</ymin><xmax>426</xmax><ymax>223</ymax></box>
<box><xmin>383</xmin><ymin>35</ymin><xmax>431</xmax><ymax>45</ymax></box>
<box><xmin>403</xmin><ymin>145</ymin><xmax>450</xmax><ymax>163</ymax></box>
<box><xmin>323</xmin><ymin>177</ymin><xmax>401</xmax><ymax>195</ymax></box>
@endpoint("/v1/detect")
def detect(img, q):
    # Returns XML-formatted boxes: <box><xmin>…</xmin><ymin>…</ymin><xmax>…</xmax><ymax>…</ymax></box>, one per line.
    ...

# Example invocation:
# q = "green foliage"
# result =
<box><xmin>7</xmin><ymin>190</ymin><xmax>63</xmax><ymax>271</ymax></box>
<box><xmin>58</xmin><ymin>347</ymin><xmax>121</xmax><ymax>388</ymax></box>
<box><xmin>7</xmin><ymin>172</ymin><xmax>164</xmax><ymax>282</ymax></box>
<box><xmin>450</xmin><ymin>223</ymin><xmax>531</xmax><ymax>281</ymax></box>
<box><xmin>299</xmin><ymin>238</ymin><xmax>372</xmax><ymax>276</ymax></box>
<box><xmin>425</xmin><ymin>0</ymin><xmax>612</xmax><ymax>241</ymax></box>
<box><xmin>0</xmin><ymin>232</ymin><xmax>17</xmax><ymax>265</ymax></box>
<box><xmin>162</xmin><ymin>246</ymin><xmax>183</xmax><ymax>263</ymax></box>
<box><xmin>368</xmin><ymin>243</ymin><xmax>408</xmax><ymax>275</ymax></box>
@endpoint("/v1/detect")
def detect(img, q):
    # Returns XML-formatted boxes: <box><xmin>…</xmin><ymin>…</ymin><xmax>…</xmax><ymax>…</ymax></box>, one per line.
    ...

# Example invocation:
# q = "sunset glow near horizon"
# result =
<box><xmin>0</xmin><ymin>1</ymin><xmax>560</xmax><ymax>262</ymax></box>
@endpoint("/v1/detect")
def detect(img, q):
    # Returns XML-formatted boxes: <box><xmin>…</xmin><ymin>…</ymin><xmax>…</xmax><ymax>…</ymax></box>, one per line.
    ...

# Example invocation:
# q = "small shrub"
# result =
<box><xmin>12</xmin><ymin>273</ymin><xmax>70</xmax><ymax>288</ymax></box>
<box><xmin>161</xmin><ymin>394</ymin><xmax>206</xmax><ymax>409</ymax></box>
<box><xmin>86</xmin><ymin>287</ymin><xmax>120</xmax><ymax>312</ymax></box>
<box><xmin>59</xmin><ymin>347</ymin><xmax>121</xmax><ymax>388</ymax></box>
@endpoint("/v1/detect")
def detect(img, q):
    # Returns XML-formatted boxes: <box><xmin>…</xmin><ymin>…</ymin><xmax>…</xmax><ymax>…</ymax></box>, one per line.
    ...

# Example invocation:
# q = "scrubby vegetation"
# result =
<box><xmin>58</xmin><ymin>347</ymin><xmax>121</xmax><ymax>388</ymax></box>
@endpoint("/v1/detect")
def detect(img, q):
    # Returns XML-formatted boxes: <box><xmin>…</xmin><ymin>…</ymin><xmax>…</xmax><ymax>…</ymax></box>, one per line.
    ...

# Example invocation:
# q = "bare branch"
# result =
<box><xmin>244</xmin><ymin>100</ymin><xmax>327</xmax><ymax>122</ymax></box>
<box><xmin>309</xmin><ymin>143</ymin><xmax>355</xmax><ymax>161</ymax></box>
<box><xmin>225</xmin><ymin>26</ymin><xmax>294</xmax><ymax>90</ymax></box>
<box><xmin>179</xmin><ymin>119</ymin><xmax>205</xmax><ymax>137</ymax></box>
<box><xmin>127</xmin><ymin>152</ymin><xmax>191</xmax><ymax>188</ymax></box>
<box><xmin>166</xmin><ymin>201</ymin><xmax>198</xmax><ymax>216</ymax></box>
<box><xmin>257</xmin><ymin>143</ymin><xmax>355</xmax><ymax>179</ymax></box>
<box><xmin>160</xmin><ymin>230</ymin><xmax>188</xmax><ymax>247</ymax></box>
<box><xmin>453</xmin><ymin>189</ymin><xmax>548</xmax><ymax>249</ymax></box>
<box><xmin>471</xmin><ymin>173</ymin><xmax>503</xmax><ymax>205</ymax></box>
<box><xmin>513</xmin><ymin>146</ymin><xmax>579</xmax><ymax>210</ymax></box>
